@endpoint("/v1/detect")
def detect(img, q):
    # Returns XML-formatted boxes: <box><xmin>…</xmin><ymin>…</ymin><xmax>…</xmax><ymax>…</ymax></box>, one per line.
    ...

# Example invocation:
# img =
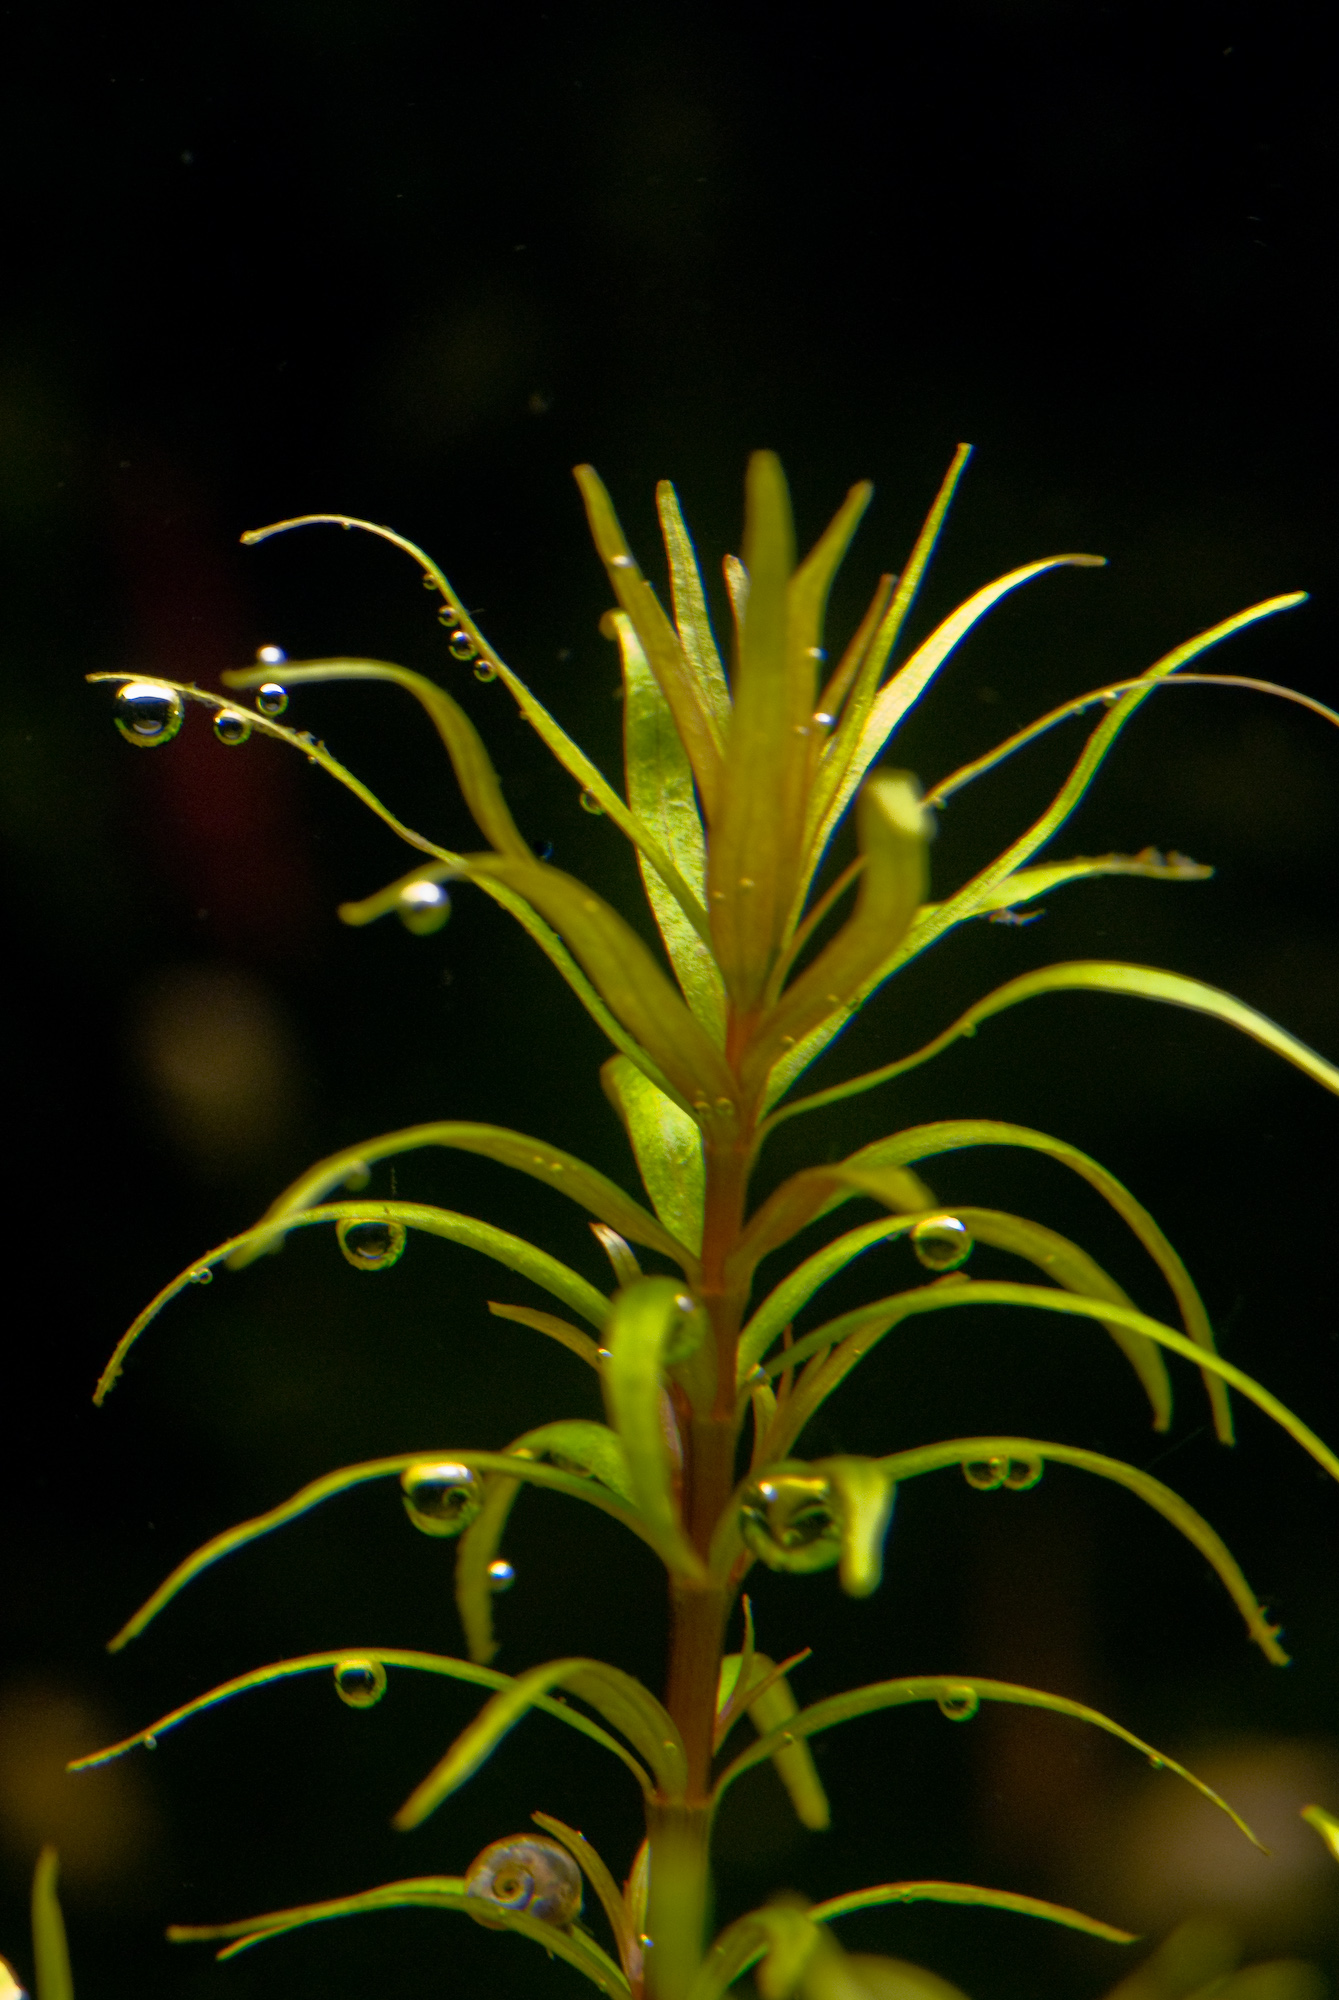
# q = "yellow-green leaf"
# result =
<box><xmin>602</xmin><ymin>1055</ymin><xmax>706</xmax><ymax>1255</ymax></box>
<box><xmin>31</xmin><ymin>1850</ymin><xmax>73</xmax><ymax>2000</ymax></box>
<box><xmin>655</xmin><ymin>481</ymin><xmax>732</xmax><ymax>737</ymax></box>
<box><xmin>603</xmin><ymin>1278</ymin><xmax>709</xmax><ymax>1579</ymax></box>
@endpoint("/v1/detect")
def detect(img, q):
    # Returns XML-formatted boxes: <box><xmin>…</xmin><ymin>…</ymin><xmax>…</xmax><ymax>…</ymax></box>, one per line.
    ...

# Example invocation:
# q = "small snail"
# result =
<box><xmin>463</xmin><ymin>1835</ymin><xmax>583</xmax><ymax>1929</ymax></box>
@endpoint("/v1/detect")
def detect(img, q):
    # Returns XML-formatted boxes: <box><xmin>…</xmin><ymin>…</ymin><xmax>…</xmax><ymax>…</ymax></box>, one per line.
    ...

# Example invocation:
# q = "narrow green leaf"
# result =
<box><xmin>68</xmin><ymin>1648</ymin><xmax>653</xmax><ymax>1794</ymax></box>
<box><xmin>612</xmin><ymin>611</ymin><xmax>727</xmax><ymax>1040</ymax></box>
<box><xmin>689</xmin><ymin>1905</ymin><xmax>820</xmax><ymax>2000</ymax></box>
<box><xmin>31</xmin><ymin>1850</ymin><xmax>73</xmax><ymax>2000</ymax></box>
<box><xmin>713</xmin><ymin>1672</ymin><xmax>1262</xmax><ymax>1850</ymax></box>
<box><xmin>728</xmin><ymin>1159</ymin><xmax>935</xmax><ymax>1289</ymax></box>
<box><xmin>772</xmin><ymin>960</ymin><xmax>1339</xmax><ymax>1131</ymax></box>
<box><xmin>655</xmin><ymin>482</ymin><xmax>733</xmax><ymax>736</ymax></box>
<box><xmin>745</xmin><ymin>774</ymin><xmax>930</xmax><ymax>1097</ymax></box>
<box><xmin>232</xmin><ymin>1120</ymin><xmax>689</xmax><ymax>1271</ymax></box>
<box><xmin>603</xmin><ymin>1055</ymin><xmax>706</xmax><ymax>1255</ymax></box>
<box><xmin>717</xmin><ymin>1651</ymin><xmax>830</xmax><ymax>1830</ymax></box>
<box><xmin>767</xmin><ymin>1283</ymin><xmax>1339</xmax><ymax>1497</ymax></box>
<box><xmin>878</xmin><ymin>1435</ymin><xmax>1286</xmax><ymax>1664</ymax></box>
<box><xmin>753</xmin><ymin>1119</ymin><xmax>1228</xmax><ymax>1441</ymax></box>
<box><xmin>486</xmin><ymin>1302</ymin><xmax>603</xmax><ymax>1369</ymax></box>
<box><xmin>575</xmin><ymin>464</ymin><xmax>725</xmax><ymax>817</ymax></box>
<box><xmin>1301</xmin><ymin>1804</ymin><xmax>1339</xmax><ymax>1864</ymax></box>
<box><xmin>941</xmin><ymin>846</ymin><xmax>1214</xmax><ymax>919</ymax></box>
<box><xmin>94</xmin><ymin>1201</ymin><xmax>610</xmax><ymax>1407</ymax></box>
<box><xmin>806</xmin><ymin>558</ymin><xmax>1105</xmax><ymax>882</ymax></box>
<box><xmin>105</xmin><ymin>1452</ymin><xmax>655</xmax><ymax>1652</ymax></box>
<box><xmin>169</xmin><ymin>1875</ymin><xmax>630</xmax><ymax>1995</ymax></box>
<box><xmin>463</xmin><ymin>852</ymin><xmax>738</xmax><ymax>1115</ymax></box>
<box><xmin>394</xmin><ymin>1657</ymin><xmax>687</xmax><ymax>1827</ymax></box>
<box><xmin>603</xmin><ymin>1278</ymin><xmax>709</xmax><ymax>1579</ymax></box>
<box><xmin>810</xmin><ymin>1882</ymin><xmax>1136</xmax><ymax>1945</ymax></box>
<box><xmin>532</xmin><ymin>1811</ymin><xmax>640</xmax><ymax>1985</ymax></box>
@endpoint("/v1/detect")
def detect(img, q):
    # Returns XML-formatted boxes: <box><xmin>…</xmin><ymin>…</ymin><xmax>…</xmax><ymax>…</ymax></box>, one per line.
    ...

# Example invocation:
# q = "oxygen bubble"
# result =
<box><xmin>401</xmin><ymin>1460</ymin><xmax>483</xmax><ymax>1537</ymax></box>
<box><xmin>465</xmin><ymin>1836</ymin><xmax>582</xmax><ymax>1928</ymax></box>
<box><xmin>114</xmin><ymin>681</ymin><xmax>185</xmax><ymax>748</ymax></box>
<box><xmin>739</xmin><ymin>1464</ymin><xmax>842</xmax><ymax>1574</ymax></box>
<box><xmin>188</xmin><ymin>1267</ymin><xmax>214</xmax><ymax>1286</ymax></box>
<box><xmin>911</xmin><ymin>1215</ymin><xmax>974</xmax><ymax>1272</ymax></box>
<box><xmin>963</xmin><ymin>1457</ymin><xmax>1007</xmax><ymax>1490</ymax></box>
<box><xmin>813</xmin><ymin>711</ymin><xmax>835</xmax><ymax>727</ymax></box>
<box><xmin>255</xmin><ymin>682</ymin><xmax>289</xmax><ymax>717</ymax></box>
<box><xmin>213</xmin><ymin>708</ymin><xmax>253</xmax><ymax>747</ymax></box>
<box><xmin>341</xmin><ymin>1161</ymin><xmax>371</xmax><ymax>1191</ymax></box>
<box><xmin>448</xmin><ymin>629</ymin><xmax>477</xmax><ymax>661</ymax></box>
<box><xmin>579</xmin><ymin>789</ymin><xmax>605</xmax><ymax>815</ymax></box>
<box><xmin>336</xmin><ymin>1217</ymin><xmax>407</xmax><ymax>1271</ymax></box>
<box><xmin>473</xmin><ymin>662</ymin><xmax>499</xmax><ymax>682</ymax></box>
<box><xmin>936</xmin><ymin>1685</ymin><xmax>980</xmax><ymax>1722</ymax></box>
<box><xmin>396</xmin><ymin>879</ymin><xmax>452</xmax><ymax>937</ymax></box>
<box><xmin>1003</xmin><ymin>1455</ymin><xmax>1044</xmax><ymax>1491</ymax></box>
<box><xmin>256</xmin><ymin>645</ymin><xmax>287</xmax><ymax>665</ymax></box>
<box><xmin>334</xmin><ymin>1657</ymin><xmax>387</xmax><ymax>1709</ymax></box>
<box><xmin>487</xmin><ymin>1558</ymin><xmax>516</xmax><ymax>1593</ymax></box>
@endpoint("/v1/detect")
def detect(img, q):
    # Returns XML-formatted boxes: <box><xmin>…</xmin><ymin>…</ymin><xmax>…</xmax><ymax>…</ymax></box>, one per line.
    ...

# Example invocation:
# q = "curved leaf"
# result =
<box><xmin>31</xmin><ymin>1849</ymin><xmax>73</xmax><ymax>2000</ymax></box>
<box><xmin>713</xmin><ymin>1673</ymin><xmax>1261</xmax><ymax>1849</ymax></box>
<box><xmin>68</xmin><ymin>1648</ymin><xmax>651</xmax><ymax>1794</ymax></box>
<box><xmin>603</xmin><ymin>1055</ymin><xmax>706</xmax><ymax>1256</ymax></box>
<box><xmin>393</xmin><ymin>1656</ymin><xmax>687</xmax><ymax>1827</ymax></box>
<box><xmin>717</xmin><ymin>1649</ymin><xmax>830</xmax><ymax>1830</ymax></box>
<box><xmin>532</xmin><ymin>1811</ymin><xmax>641</xmax><ymax>1986</ymax></box>
<box><xmin>106</xmin><ymin>1451</ymin><xmax>655</xmax><ymax>1652</ymax></box>
<box><xmin>655</xmin><ymin>482</ymin><xmax>732</xmax><ymax>734</ymax></box>
<box><xmin>811</xmin><ymin>1881</ymin><xmax>1135</xmax><ymax>1943</ymax></box>
<box><xmin>486</xmin><ymin>1301</ymin><xmax>603</xmax><ymax>1369</ymax></box>
<box><xmin>168</xmin><ymin>1874</ymin><xmax>629</xmax><ymax>1994</ymax></box>
<box><xmin>603</xmin><ymin>1278</ymin><xmax>709</xmax><ymax>1579</ymax></box>
<box><xmin>877</xmin><ymin>1435</ymin><xmax>1285</xmax><ymax>1663</ymax></box>
<box><xmin>94</xmin><ymin>1202</ymin><xmax>610</xmax><ymax>1405</ymax></box>
<box><xmin>231</xmin><ymin>1120</ymin><xmax>690</xmax><ymax>1271</ymax></box>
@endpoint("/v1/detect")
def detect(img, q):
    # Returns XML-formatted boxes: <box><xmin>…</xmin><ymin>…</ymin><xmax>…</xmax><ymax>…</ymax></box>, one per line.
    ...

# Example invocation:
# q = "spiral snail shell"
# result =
<box><xmin>463</xmin><ymin>1835</ymin><xmax>583</xmax><ymax>1929</ymax></box>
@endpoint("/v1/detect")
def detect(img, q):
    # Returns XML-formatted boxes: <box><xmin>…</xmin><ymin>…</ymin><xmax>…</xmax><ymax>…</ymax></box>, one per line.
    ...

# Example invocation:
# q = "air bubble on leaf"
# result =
<box><xmin>341</xmin><ymin>1160</ymin><xmax>371</xmax><ymax>1191</ymax></box>
<box><xmin>739</xmin><ymin>1464</ymin><xmax>842</xmax><ymax>1574</ymax></box>
<box><xmin>213</xmin><ymin>708</ymin><xmax>253</xmax><ymax>746</ymax></box>
<box><xmin>336</xmin><ymin>1217</ymin><xmax>407</xmax><ymax>1271</ymax></box>
<box><xmin>188</xmin><ymin>1266</ymin><xmax>214</xmax><ymax>1286</ymax></box>
<box><xmin>911</xmin><ymin>1214</ymin><xmax>974</xmax><ymax>1272</ymax></box>
<box><xmin>473</xmin><ymin>662</ymin><xmax>498</xmax><ymax>682</ymax></box>
<box><xmin>396</xmin><ymin>879</ymin><xmax>452</xmax><ymax>936</ymax></box>
<box><xmin>1004</xmin><ymin>1455</ymin><xmax>1044</xmax><ymax>1490</ymax></box>
<box><xmin>936</xmin><ymin>1685</ymin><xmax>980</xmax><ymax>1722</ymax></box>
<box><xmin>256</xmin><ymin>645</ymin><xmax>287</xmax><ymax>665</ymax></box>
<box><xmin>255</xmin><ymin>682</ymin><xmax>289</xmax><ymax>717</ymax></box>
<box><xmin>579</xmin><ymin>789</ymin><xmax>605</xmax><ymax>815</ymax></box>
<box><xmin>448</xmin><ymin>629</ymin><xmax>477</xmax><ymax>660</ymax></box>
<box><xmin>401</xmin><ymin>1460</ymin><xmax>483</xmax><ymax>1537</ymax></box>
<box><xmin>334</xmin><ymin>1657</ymin><xmax>387</xmax><ymax>1709</ymax></box>
<box><xmin>487</xmin><ymin>1558</ymin><xmax>516</xmax><ymax>1593</ymax></box>
<box><xmin>963</xmin><ymin>1457</ymin><xmax>1007</xmax><ymax>1490</ymax></box>
<box><xmin>114</xmin><ymin>681</ymin><xmax>185</xmax><ymax>748</ymax></box>
<box><xmin>464</xmin><ymin>1836</ymin><xmax>582</xmax><ymax>1929</ymax></box>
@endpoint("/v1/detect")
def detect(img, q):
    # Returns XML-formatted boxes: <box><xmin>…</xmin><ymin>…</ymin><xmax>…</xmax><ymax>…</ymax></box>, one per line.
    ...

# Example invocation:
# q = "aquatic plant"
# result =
<box><xmin>77</xmin><ymin>448</ymin><xmax>1339</xmax><ymax>2000</ymax></box>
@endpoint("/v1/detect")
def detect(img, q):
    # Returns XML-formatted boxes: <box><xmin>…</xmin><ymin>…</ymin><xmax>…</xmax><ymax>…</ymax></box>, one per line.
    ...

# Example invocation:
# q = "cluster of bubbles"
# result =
<box><xmin>333</xmin><ymin>1657</ymin><xmax>387</xmax><ymax>1710</ymax></box>
<box><xmin>910</xmin><ymin>1215</ymin><xmax>974</xmax><ymax>1272</ymax></box>
<box><xmin>335</xmin><ymin>1217</ymin><xmax>408</xmax><ymax>1272</ymax></box>
<box><xmin>112</xmin><ymin>647</ymin><xmax>290</xmax><ymax>751</ymax></box>
<box><xmin>962</xmin><ymin>1454</ymin><xmax>1044</xmax><ymax>1491</ymax></box>
<box><xmin>436</xmin><ymin>605</ymin><xmax>498</xmax><ymax>681</ymax></box>
<box><xmin>738</xmin><ymin>1464</ymin><xmax>842</xmax><ymax>1574</ymax></box>
<box><xmin>463</xmin><ymin>1836</ymin><xmax>582</xmax><ymax>1929</ymax></box>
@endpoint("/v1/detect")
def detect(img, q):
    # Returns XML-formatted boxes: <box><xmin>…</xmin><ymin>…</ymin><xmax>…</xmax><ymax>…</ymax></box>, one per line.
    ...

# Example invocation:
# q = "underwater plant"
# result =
<box><xmin>76</xmin><ymin>447</ymin><xmax>1339</xmax><ymax>2000</ymax></box>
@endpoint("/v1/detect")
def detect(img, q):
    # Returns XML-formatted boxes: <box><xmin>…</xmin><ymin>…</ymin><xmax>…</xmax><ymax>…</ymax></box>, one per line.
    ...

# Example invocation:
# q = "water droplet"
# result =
<box><xmin>813</xmin><ymin>711</ymin><xmax>835</xmax><ymax>728</ymax></box>
<box><xmin>739</xmin><ymin>1463</ymin><xmax>842</xmax><ymax>1574</ymax></box>
<box><xmin>674</xmin><ymin>1293</ymin><xmax>697</xmax><ymax>1315</ymax></box>
<box><xmin>114</xmin><ymin>681</ymin><xmax>185</xmax><ymax>748</ymax></box>
<box><xmin>806</xmin><ymin>646</ymin><xmax>826</xmax><ymax>662</ymax></box>
<box><xmin>448</xmin><ymin>629</ymin><xmax>477</xmax><ymax>661</ymax></box>
<box><xmin>401</xmin><ymin>1460</ymin><xmax>483</xmax><ymax>1537</ymax></box>
<box><xmin>963</xmin><ymin>1457</ymin><xmax>1007</xmax><ymax>1490</ymax></box>
<box><xmin>396</xmin><ymin>879</ymin><xmax>452</xmax><ymax>936</ymax></box>
<box><xmin>579</xmin><ymin>789</ymin><xmax>605</xmax><ymax>815</ymax></box>
<box><xmin>474</xmin><ymin>662</ymin><xmax>499</xmax><ymax>682</ymax></box>
<box><xmin>596</xmin><ymin>1347</ymin><xmax>612</xmax><ymax>1361</ymax></box>
<box><xmin>610</xmin><ymin>553</ymin><xmax>634</xmax><ymax>569</ymax></box>
<box><xmin>255</xmin><ymin>682</ymin><xmax>289</xmax><ymax>717</ymax></box>
<box><xmin>936</xmin><ymin>1685</ymin><xmax>980</xmax><ymax>1722</ymax></box>
<box><xmin>334</xmin><ymin>1657</ymin><xmax>387</xmax><ymax>1709</ymax></box>
<box><xmin>465</xmin><ymin>1837</ymin><xmax>582</xmax><ymax>1928</ymax></box>
<box><xmin>1004</xmin><ymin>1455</ymin><xmax>1044</xmax><ymax>1491</ymax></box>
<box><xmin>487</xmin><ymin>1558</ymin><xmax>516</xmax><ymax>1593</ymax></box>
<box><xmin>256</xmin><ymin>645</ymin><xmax>287</xmax><ymax>665</ymax></box>
<box><xmin>912</xmin><ymin>1215</ymin><xmax>974</xmax><ymax>1272</ymax></box>
<box><xmin>336</xmin><ymin>1217</ymin><xmax>407</xmax><ymax>1271</ymax></box>
<box><xmin>423</xmin><ymin>573</ymin><xmax>440</xmax><ymax>589</ymax></box>
<box><xmin>188</xmin><ymin>1266</ymin><xmax>214</xmax><ymax>1286</ymax></box>
<box><xmin>213</xmin><ymin>707</ymin><xmax>253</xmax><ymax>746</ymax></box>
<box><xmin>143</xmin><ymin>1733</ymin><xmax>158</xmax><ymax>1750</ymax></box>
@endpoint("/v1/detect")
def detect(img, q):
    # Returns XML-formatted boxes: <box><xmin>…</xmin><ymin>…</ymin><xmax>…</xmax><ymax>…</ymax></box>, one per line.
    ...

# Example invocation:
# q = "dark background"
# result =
<box><xmin>3</xmin><ymin>2</ymin><xmax>1339</xmax><ymax>1996</ymax></box>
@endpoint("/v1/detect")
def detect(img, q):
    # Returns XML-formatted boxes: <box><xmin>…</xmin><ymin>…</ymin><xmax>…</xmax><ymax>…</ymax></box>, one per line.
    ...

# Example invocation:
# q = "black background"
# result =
<box><xmin>3</xmin><ymin>3</ymin><xmax>1339</xmax><ymax>1997</ymax></box>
